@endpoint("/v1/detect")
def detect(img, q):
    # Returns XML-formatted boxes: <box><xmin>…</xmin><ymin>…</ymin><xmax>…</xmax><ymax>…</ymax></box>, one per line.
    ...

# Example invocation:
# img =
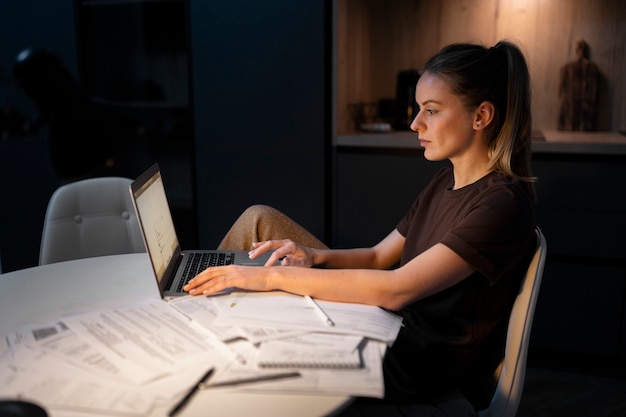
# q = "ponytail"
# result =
<box><xmin>487</xmin><ymin>42</ymin><xmax>536</xmax><ymax>200</ymax></box>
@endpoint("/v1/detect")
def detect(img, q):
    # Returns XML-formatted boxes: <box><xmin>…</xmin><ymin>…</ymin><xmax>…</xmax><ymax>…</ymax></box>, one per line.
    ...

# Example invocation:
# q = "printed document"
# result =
<box><xmin>211</xmin><ymin>291</ymin><xmax>403</xmax><ymax>344</ymax></box>
<box><xmin>61</xmin><ymin>299</ymin><xmax>236</xmax><ymax>384</ymax></box>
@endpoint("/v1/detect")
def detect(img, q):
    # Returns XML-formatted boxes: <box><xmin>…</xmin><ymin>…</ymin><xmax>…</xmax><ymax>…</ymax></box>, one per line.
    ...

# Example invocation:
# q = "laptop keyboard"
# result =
<box><xmin>178</xmin><ymin>252</ymin><xmax>236</xmax><ymax>291</ymax></box>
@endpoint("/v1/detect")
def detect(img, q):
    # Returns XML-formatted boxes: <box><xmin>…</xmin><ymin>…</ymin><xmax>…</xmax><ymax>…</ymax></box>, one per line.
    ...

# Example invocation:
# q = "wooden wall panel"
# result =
<box><xmin>527</xmin><ymin>0</ymin><xmax>572</xmax><ymax>131</ymax></box>
<box><xmin>367</xmin><ymin>1</ymin><xmax>400</xmax><ymax>100</ymax></box>
<box><xmin>439</xmin><ymin>0</ymin><xmax>498</xmax><ymax>46</ymax></box>
<box><xmin>336</xmin><ymin>0</ymin><xmax>371</xmax><ymax>132</ymax></box>
<box><xmin>335</xmin><ymin>0</ymin><xmax>625</xmax><ymax>135</ymax></box>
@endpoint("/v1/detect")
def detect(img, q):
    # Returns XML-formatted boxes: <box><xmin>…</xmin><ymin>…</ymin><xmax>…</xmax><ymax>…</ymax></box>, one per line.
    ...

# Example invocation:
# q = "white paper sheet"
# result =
<box><xmin>61</xmin><ymin>299</ymin><xmax>236</xmax><ymax>384</ymax></box>
<box><xmin>212</xmin><ymin>291</ymin><xmax>403</xmax><ymax>344</ymax></box>
<box><xmin>168</xmin><ymin>294</ymin><xmax>242</xmax><ymax>341</ymax></box>
<box><xmin>0</xmin><ymin>337</ymin><xmax>155</xmax><ymax>416</ymax></box>
<box><xmin>1</xmin><ymin>366</ymin><xmax>154</xmax><ymax>416</ymax></box>
<box><xmin>9</xmin><ymin>322</ymin><xmax>128</xmax><ymax>381</ymax></box>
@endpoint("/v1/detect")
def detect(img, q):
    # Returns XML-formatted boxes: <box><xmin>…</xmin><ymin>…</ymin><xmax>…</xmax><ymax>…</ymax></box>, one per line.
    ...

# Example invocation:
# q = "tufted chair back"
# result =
<box><xmin>39</xmin><ymin>177</ymin><xmax>145</xmax><ymax>265</ymax></box>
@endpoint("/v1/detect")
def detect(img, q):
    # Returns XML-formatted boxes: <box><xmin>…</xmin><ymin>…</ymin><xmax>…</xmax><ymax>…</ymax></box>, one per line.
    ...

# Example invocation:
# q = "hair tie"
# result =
<box><xmin>489</xmin><ymin>46</ymin><xmax>501</xmax><ymax>55</ymax></box>
<box><xmin>487</xmin><ymin>45</ymin><xmax>506</xmax><ymax>64</ymax></box>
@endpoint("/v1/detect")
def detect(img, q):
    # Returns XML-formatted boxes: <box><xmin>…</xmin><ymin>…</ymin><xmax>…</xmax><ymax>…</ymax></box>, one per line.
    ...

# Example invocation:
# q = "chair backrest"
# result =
<box><xmin>39</xmin><ymin>177</ymin><xmax>146</xmax><ymax>265</ymax></box>
<box><xmin>478</xmin><ymin>228</ymin><xmax>547</xmax><ymax>417</ymax></box>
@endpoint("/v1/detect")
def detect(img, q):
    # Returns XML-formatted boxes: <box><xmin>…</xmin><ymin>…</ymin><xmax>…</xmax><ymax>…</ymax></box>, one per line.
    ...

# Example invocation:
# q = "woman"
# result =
<box><xmin>185</xmin><ymin>40</ymin><xmax>537</xmax><ymax>414</ymax></box>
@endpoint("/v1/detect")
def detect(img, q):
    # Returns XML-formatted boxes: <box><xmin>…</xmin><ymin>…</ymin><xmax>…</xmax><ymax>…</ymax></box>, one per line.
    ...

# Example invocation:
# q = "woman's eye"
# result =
<box><xmin>416</xmin><ymin>106</ymin><xmax>436</xmax><ymax>116</ymax></box>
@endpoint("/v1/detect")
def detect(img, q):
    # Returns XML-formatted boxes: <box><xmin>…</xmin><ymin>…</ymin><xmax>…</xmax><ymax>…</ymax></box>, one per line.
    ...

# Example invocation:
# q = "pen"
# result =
<box><xmin>203</xmin><ymin>371</ymin><xmax>301</xmax><ymax>388</ymax></box>
<box><xmin>168</xmin><ymin>367</ymin><xmax>215</xmax><ymax>417</ymax></box>
<box><xmin>305</xmin><ymin>295</ymin><xmax>335</xmax><ymax>327</ymax></box>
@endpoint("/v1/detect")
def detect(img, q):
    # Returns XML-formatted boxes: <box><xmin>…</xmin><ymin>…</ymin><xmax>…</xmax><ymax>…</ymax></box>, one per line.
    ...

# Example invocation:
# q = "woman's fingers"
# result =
<box><xmin>250</xmin><ymin>240</ymin><xmax>302</xmax><ymax>264</ymax></box>
<box><xmin>185</xmin><ymin>265</ymin><xmax>239</xmax><ymax>295</ymax></box>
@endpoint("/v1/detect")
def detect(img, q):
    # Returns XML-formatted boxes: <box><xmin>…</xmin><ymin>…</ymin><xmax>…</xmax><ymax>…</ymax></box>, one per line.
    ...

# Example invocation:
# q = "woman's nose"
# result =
<box><xmin>410</xmin><ymin>113</ymin><xmax>421</xmax><ymax>132</ymax></box>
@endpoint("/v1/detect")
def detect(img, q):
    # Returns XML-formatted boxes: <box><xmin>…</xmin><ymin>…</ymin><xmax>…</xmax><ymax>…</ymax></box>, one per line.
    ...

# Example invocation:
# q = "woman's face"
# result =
<box><xmin>410</xmin><ymin>72</ymin><xmax>478</xmax><ymax>162</ymax></box>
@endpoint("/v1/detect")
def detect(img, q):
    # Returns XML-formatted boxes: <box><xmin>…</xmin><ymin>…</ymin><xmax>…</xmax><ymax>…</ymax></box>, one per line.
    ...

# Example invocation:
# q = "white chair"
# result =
<box><xmin>39</xmin><ymin>177</ymin><xmax>145</xmax><ymax>265</ymax></box>
<box><xmin>478</xmin><ymin>228</ymin><xmax>547</xmax><ymax>417</ymax></box>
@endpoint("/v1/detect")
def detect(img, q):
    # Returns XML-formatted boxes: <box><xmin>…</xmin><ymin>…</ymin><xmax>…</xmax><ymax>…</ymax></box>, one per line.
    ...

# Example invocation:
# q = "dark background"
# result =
<box><xmin>0</xmin><ymin>0</ymin><xmax>331</xmax><ymax>273</ymax></box>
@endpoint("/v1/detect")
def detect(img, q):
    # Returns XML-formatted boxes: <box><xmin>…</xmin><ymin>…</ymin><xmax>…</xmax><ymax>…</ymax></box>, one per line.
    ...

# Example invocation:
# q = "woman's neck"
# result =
<box><xmin>451</xmin><ymin>156</ymin><xmax>492</xmax><ymax>190</ymax></box>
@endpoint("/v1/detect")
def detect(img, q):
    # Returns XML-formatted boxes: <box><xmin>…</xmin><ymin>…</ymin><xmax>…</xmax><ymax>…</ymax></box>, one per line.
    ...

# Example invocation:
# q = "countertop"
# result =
<box><xmin>335</xmin><ymin>130</ymin><xmax>626</xmax><ymax>155</ymax></box>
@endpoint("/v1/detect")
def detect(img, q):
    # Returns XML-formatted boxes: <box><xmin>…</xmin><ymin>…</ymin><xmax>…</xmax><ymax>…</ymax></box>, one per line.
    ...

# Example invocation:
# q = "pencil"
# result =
<box><xmin>168</xmin><ymin>367</ymin><xmax>215</xmax><ymax>417</ymax></box>
<box><xmin>203</xmin><ymin>371</ymin><xmax>301</xmax><ymax>388</ymax></box>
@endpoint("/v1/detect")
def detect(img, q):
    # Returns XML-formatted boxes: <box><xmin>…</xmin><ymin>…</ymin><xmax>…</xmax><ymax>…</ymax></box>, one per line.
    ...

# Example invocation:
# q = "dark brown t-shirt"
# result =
<box><xmin>383</xmin><ymin>167</ymin><xmax>536</xmax><ymax>409</ymax></box>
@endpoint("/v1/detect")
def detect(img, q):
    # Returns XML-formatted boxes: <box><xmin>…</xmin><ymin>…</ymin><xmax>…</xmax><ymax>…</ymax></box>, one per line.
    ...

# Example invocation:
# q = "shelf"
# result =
<box><xmin>532</xmin><ymin>131</ymin><xmax>626</xmax><ymax>155</ymax></box>
<box><xmin>336</xmin><ymin>131</ymin><xmax>626</xmax><ymax>156</ymax></box>
<box><xmin>336</xmin><ymin>131</ymin><xmax>418</xmax><ymax>149</ymax></box>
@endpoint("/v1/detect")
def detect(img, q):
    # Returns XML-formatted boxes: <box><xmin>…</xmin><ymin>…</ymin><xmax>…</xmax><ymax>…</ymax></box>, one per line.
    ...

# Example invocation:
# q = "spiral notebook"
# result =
<box><xmin>256</xmin><ymin>340</ymin><xmax>362</xmax><ymax>369</ymax></box>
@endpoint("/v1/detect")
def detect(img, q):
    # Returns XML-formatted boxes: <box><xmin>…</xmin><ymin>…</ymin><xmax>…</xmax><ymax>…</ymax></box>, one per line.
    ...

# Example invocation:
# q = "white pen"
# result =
<box><xmin>304</xmin><ymin>295</ymin><xmax>335</xmax><ymax>327</ymax></box>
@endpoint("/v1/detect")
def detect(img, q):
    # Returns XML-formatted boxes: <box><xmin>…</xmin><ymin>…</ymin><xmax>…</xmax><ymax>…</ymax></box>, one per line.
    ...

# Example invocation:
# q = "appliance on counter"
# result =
<box><xmin>394</xmin><ymin>69</ymin><xmax>420</xmax><ymax>130</ymax></box>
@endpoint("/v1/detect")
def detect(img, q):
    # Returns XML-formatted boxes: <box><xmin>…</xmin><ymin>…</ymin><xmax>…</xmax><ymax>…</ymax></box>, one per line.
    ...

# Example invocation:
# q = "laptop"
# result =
<box><xmin>130</xmin><ymin>163</ymin><xmax>271</xmax><ymax>297</ymax></box>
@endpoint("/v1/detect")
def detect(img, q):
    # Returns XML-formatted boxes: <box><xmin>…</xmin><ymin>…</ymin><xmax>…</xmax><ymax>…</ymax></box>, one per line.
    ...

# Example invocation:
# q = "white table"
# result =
<box><xmin>0</xmin><ymin>254</ymin><xmax>350</xmax><ymax>417</ymax></box>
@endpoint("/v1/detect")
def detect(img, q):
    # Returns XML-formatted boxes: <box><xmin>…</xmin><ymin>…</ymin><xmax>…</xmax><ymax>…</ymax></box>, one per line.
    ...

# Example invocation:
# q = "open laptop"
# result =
<box><xmin>130</xmin><ymin>163</ymin><xmax>271</xmax><ymax>297</ymax></box>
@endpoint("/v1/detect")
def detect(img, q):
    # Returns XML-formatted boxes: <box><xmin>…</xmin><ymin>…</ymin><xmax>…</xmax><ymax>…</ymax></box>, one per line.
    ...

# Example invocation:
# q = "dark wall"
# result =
<box><xmin>0</xmin><ymin>0</ymin><xmax>331</xmax><ymax>272</ymax></box>
<box><xmin>190</xmin><ymin>0</ymin><xmax>331</xmax><ymax>248</ymax></box>
<box><xmin>0</xmin><ymin>1</ymin><xmax>78</xmax><ymax>272</ymax></box>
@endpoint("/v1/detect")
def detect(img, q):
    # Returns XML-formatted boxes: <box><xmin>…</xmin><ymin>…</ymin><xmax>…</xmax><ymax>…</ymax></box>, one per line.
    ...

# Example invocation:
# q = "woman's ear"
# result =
<box><xmin>473</xmin><ymin>101</ymin><xmax>495</xmax><ymax>130</ymax></box>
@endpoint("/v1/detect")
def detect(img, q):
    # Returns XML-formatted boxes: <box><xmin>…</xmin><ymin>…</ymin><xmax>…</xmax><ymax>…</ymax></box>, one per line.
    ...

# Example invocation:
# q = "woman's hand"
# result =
<box><xmin>249</xmin><ymin>239</ymin><xmax>315</xmax><ymax>267</ymax></box>
<box><xmin>184</xmin><ymin>264</ymin><xmax>273</xmax><ymax>296</ymax></box>
<box><xmin>184</xmin><ymin>239</ymin><xmax>316</xmax><ymax>296</ymax></box>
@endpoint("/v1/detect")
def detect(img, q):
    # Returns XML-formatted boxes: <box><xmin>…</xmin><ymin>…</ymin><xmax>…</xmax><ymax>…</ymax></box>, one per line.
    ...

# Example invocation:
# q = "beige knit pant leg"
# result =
<box><xmin>218</xmin><ymin>204</ymin><xmax>329</xmax><ymax>251</ymax></box>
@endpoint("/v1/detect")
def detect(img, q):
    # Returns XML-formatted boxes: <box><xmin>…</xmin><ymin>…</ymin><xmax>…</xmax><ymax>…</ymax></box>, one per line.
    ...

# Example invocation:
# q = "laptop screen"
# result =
<box><xmin>130</xmin><ymin>164</ymin><xmax>180</xmax><ymax>286</ymax></box>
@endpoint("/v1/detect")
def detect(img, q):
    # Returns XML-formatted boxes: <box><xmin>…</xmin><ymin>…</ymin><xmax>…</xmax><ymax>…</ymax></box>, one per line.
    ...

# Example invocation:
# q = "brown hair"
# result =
<box><xmin>422</xmin><ymin>41</ymin><xmax>536</xmax><ymax>200</ymax></box>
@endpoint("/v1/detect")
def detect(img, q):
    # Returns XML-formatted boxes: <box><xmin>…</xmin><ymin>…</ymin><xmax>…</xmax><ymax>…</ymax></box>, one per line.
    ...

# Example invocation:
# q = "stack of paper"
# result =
<box><xmin>169</xmin><ymin>290</ymin><xmax>403</xmax><ymax>398</ymax></box>
<box><xmin>1</xmin><ymin>291</ymin><xmax>402</xmax><ymax>416</ymax></box>
<box><xmin>1</xmin><ymin>300</ymin><xmax>232</xmax><ymax>416</ymax></box>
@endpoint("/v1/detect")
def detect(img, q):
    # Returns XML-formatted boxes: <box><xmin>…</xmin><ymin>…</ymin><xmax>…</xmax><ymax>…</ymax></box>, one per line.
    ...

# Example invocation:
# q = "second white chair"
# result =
<box><xmin>39</xmin><ymin>177</ymin><xmax>146</xmax><ymax>265</ymax></box>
